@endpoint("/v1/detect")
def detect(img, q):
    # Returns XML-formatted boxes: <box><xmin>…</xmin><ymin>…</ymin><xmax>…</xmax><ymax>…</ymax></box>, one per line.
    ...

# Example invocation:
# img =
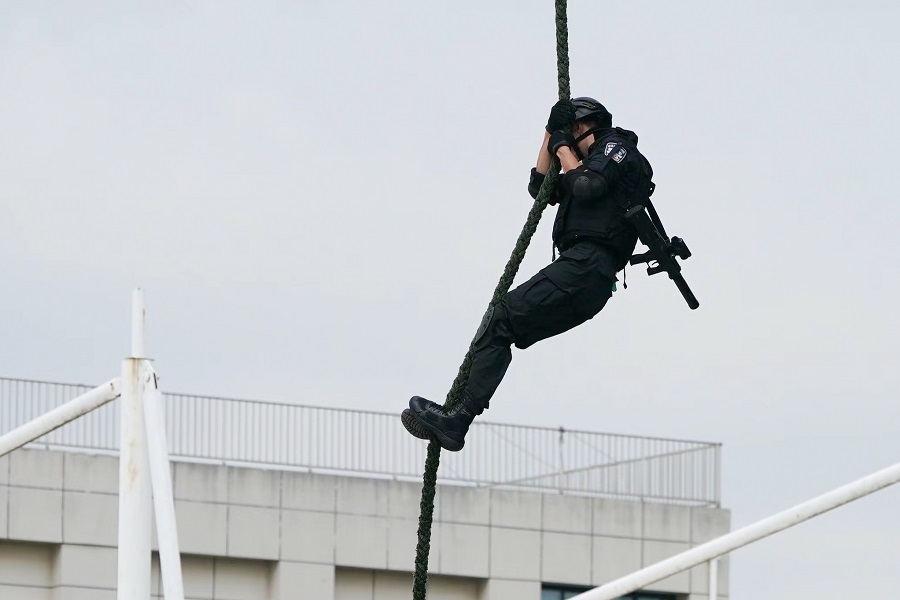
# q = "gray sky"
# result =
<box><xmin>1</xmin><ymin>1</ymin><xmax>899</xmax><ymax>597</ymax></box>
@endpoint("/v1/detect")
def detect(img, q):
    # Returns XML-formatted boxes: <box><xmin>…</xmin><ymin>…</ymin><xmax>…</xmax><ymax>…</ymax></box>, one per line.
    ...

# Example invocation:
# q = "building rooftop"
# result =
<box><xmin>0</xmin><ymin>376</ymin><xmax>721</xmax><ymax>507</ymax></box>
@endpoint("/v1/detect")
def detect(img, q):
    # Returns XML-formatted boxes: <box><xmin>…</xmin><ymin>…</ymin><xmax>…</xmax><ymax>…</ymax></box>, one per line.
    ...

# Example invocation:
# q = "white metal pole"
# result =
<box><xmin>0</xmin><ymin>379</ymin><xmax>120</xmax><ymax>457</ymax></box>
<box><xmin>571</xmin><ymin>460</ymin><xmax>900</xmax><ymax>600</ymax></box>
<box><xmin>118</xmin><ymin>290</ymin><xmax>152</xmax><ymax>600</ymax></box>
<box><xmin>143</xmin><ymin>378</ymin><xmax>185</xmax><ymax>600</ymax></box>
<box><xmin>132</xmin><ymin>288</ymin><xmax>145</xmax><ymax>359</ymax></box>
<box><xmin>709</xmin><ymin>558</ymin><xmax>718</xmax><ymax>600</ymax></box>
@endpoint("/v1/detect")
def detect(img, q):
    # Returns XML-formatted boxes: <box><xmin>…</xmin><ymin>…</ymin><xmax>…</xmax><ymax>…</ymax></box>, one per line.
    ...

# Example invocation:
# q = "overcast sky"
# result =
<box><xmin>1</xmin><ymin>2</ymin><xmax>899</xmax><ymax>598</ymax></box>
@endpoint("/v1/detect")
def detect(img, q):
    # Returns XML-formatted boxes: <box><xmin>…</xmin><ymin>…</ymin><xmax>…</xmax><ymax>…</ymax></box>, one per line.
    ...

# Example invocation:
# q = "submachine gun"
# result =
<box><xmin>624</xmin><ymin>192</ymin><xmax>699</xmax><ymax>310</ymax></box>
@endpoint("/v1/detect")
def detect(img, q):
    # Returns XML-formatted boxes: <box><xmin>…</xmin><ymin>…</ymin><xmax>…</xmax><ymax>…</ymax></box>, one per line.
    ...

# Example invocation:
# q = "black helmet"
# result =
<box><xmin>572</xmin><ymin>97</ymin><xmax>612</xmax><ymax>126</ymax></box>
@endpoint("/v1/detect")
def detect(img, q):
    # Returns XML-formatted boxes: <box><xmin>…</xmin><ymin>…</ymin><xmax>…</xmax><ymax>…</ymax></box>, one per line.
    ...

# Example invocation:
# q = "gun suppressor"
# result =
<box><xmin>625</xmin><ymin>205</ymin><xmax>700</xmax><ymax>310</ymax></box>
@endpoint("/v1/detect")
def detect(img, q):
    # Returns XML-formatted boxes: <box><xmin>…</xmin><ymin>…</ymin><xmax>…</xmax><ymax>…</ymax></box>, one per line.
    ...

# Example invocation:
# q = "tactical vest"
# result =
<box><xmin>552</xmin><ymin>128</ymin><xmax>654</xmax><ymax>272</ymax></box>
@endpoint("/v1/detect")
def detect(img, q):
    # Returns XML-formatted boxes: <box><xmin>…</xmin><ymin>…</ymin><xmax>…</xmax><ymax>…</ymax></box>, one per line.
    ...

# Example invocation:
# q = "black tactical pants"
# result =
<box><xmin>465</xmin><ymin>241</ymin><xmax>615</xmax><ymax>413</ymax></box>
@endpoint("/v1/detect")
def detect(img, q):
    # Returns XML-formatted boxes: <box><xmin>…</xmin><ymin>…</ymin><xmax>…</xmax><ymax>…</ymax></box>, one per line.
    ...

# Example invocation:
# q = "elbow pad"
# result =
<box><xmin>527</xmin><ymin>168</ymin><xmax>545</xmax><ymax>200</ymax></box>
<box><xmin>566</xmin><ymin>169</ymin><xmax>608</xmax><ymax>202</ymax></box>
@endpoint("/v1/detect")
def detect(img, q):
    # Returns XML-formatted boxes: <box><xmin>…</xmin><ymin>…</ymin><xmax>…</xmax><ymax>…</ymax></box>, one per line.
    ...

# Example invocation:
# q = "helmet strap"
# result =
<box><xmin>569</xmin><ymin>126</ymin><xmax>605</xmax><ymax>161</ymax></box>
<box><xmin>573</xmin><ymin>126</ymin><xmax>604</xmax><ymax>149</ymax></box>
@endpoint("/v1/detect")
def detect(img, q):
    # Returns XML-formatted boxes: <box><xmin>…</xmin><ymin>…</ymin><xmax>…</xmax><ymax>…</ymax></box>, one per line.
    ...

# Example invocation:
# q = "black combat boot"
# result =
<box><xmin>400</xmin><ymin>392</ymin><xmax>481</xmax><ymax>452</ymax></box>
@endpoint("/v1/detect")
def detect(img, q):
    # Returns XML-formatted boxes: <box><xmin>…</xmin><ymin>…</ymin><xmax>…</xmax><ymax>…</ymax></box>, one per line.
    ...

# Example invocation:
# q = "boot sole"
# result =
<box><xmin>400</xmin><ymin>409</ymin><xmax>465</xmax><ymax>452</ymax></box>
<box><xmin>401</xmin><ymin>409</ymin><xmax>432</xmax><ymax>440</ymax></box>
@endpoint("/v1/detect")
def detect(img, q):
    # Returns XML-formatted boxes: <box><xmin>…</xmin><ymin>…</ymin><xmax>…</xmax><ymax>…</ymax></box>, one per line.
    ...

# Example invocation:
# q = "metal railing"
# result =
<box><xmin>0</xmin><ymin>377</ymin><xmax>721</xmax><ymax>506</ymax></box>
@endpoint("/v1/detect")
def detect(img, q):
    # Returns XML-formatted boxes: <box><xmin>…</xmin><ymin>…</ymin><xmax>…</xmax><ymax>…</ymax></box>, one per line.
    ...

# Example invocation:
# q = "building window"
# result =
<box><xmin>541</xmin><ymin>585</ymin><xmax>677</xmax><ymax>600</ymax></box>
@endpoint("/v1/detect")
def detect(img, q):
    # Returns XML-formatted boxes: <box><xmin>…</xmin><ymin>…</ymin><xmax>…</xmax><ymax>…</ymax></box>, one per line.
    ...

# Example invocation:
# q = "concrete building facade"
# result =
<box><xmin>0</xmin><ymin>447</ymin><xmax>730</xmax><ymax>600</ymax></box>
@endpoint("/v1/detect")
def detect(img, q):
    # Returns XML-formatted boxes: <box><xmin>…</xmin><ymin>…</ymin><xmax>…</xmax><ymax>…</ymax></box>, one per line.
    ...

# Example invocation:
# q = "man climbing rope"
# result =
<box><xmin>401</xmin><ymin>97</ymin><xmax>655</xmax><ymax>452</ymax></box>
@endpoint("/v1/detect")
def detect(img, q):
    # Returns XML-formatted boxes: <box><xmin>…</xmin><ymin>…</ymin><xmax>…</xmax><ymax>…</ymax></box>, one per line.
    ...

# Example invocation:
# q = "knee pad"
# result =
<box><xmin>473</xmin><ymin>302</ymin><xmax>516</xmax><ymax>349</ymax></box>
<box><xmin>474</xmin><ymin>305</ymin><xmax>495</xmax><ymax>346</ymax></box>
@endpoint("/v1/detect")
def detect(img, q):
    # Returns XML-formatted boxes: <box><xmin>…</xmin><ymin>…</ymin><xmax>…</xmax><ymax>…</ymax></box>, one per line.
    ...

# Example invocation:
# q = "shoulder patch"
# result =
<box><xmin>612</xmin><ymin>147</ymin><xmax>627</xmax><ymax>163</ymax></box>
<box><xmin>604</xmin><ymin>142</ymin><xmax>617</xmax><ymax>156</ymax></box>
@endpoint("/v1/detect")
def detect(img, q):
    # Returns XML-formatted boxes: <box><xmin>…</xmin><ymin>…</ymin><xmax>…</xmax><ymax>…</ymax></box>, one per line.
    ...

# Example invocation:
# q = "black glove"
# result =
<box><xmin>547</xmin><ymin>129</ymin><xmax>575</xmax><ymax>156</ymax></box>
<box><xmin>546</xmin><ymin>99</ymin><xmax>575</xmax><ymax>133</ymax></box>
<box><xmin>527</xmin><ymin>167</ymin><xmax>545</xmax><ymax>200</ymax></box>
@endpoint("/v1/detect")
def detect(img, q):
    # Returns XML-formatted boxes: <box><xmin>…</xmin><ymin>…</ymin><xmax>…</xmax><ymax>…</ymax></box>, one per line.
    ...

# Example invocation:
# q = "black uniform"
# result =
<box><xmin>463</xmin><ymin>127</ymin><xmax>654</xmax><ymax>414</ymax></box>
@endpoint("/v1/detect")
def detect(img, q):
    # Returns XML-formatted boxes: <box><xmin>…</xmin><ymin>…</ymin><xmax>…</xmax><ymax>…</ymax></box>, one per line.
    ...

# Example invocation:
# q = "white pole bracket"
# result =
<box><xmin>0</xmin><ymin>379</ymin><xmax>120</xmax><ymax>458</ymax></box>
<box><xmin>572</xmin><ymin>461</ymin><xmax>900</xmax><ymax>599</ymax></box>
<box><xmin>143</xmin><ymin>368</ymin><xmax>185</xmax><ymax>600</ymax></box>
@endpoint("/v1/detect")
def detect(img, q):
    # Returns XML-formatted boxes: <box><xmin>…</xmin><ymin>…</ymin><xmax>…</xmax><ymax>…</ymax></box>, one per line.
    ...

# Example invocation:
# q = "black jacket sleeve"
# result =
<box><xmin>581</xmin><ymin>143</ymin><xmax>638</xmax><ymax>189</ymax></box>
<box><xmin>527</xmin><ymin>168</ymin><xmax>561</xmax><ymax>205</ymax></box>
<box><xmin>528</xmin><ymin>168</ymin><xmax>545</xmax><ymax>199</ymax></box>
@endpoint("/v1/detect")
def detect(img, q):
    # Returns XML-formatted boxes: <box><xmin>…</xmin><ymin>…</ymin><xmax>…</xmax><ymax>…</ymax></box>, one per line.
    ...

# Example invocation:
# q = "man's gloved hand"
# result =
<box><xmin>547</xmin><ymin>129</ymin><xmax>576</xmax><ymax>156</ymax></box>
<box><xmin>546</xmin><ymin>99</ymin><xmax>575</xmax><ymax>133</ymax></box>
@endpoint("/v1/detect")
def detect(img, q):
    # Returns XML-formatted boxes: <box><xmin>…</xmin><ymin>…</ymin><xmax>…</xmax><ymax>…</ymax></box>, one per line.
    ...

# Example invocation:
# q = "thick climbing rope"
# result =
<box><xmin>411</xmin><ymin>1</ymin><xmax>571</xmax><ymax>597</ymax></box>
